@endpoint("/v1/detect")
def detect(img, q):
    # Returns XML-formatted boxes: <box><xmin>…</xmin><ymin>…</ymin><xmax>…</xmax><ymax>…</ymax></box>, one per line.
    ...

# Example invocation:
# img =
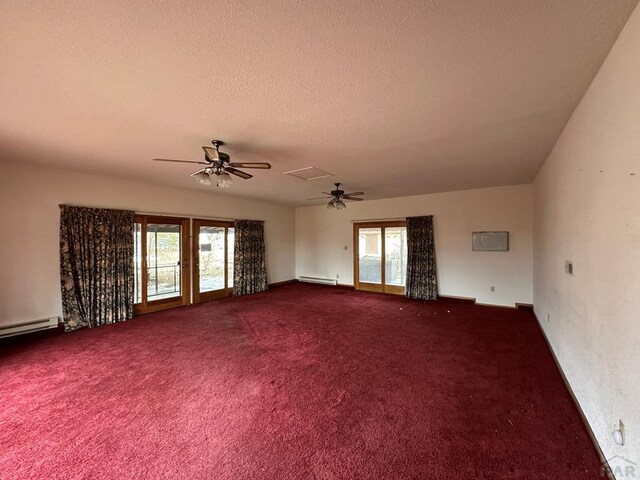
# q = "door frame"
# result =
<box><xmin>192</xmin><ymin>219</ymin><xmax>235</xmax><ymax>303</ymax></box>
<box><xmin>134</xmin><ymin>215</ymin><xmax>191</xmax><ymax>315</ymax></box>
<box><xmin>353</xmin><ymin>220</ymin><xmax>407</xmax><ymax>295</ymax></box>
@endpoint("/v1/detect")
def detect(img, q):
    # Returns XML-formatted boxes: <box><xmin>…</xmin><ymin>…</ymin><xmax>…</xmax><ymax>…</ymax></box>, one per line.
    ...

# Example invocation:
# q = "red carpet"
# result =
<box><xmin>1</xmin><ymin>283</ymin><xmax>602</xmax><ymax>479</ymax></box>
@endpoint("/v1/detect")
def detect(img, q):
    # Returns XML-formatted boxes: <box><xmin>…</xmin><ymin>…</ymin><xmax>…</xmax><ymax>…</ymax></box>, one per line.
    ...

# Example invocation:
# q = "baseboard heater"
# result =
<box><xmin>0</xmin><ymin>317</ymin><xmax>59</xmax><ymax>339</ymax></box>
<box><xmin>298</xmin><ymin>276</ymin><xmax>338</xmax><ymax>286</ymax></box>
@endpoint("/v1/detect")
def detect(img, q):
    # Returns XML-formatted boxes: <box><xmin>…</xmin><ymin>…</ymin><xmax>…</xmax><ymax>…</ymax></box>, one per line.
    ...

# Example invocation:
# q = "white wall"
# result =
<box><xmin>0</xmin><ymin>161</ymin><xmax>295</xmax><ymax>327</ymax></box>
<box><xmin>534</xmin><ymin>3</ymin><xmax>640</xmax><ymax>469</ymax></box>
<box><xmin>296</xmin><ymin>184</ymin><xmax>533</xmax><ymax>307</ymax></box>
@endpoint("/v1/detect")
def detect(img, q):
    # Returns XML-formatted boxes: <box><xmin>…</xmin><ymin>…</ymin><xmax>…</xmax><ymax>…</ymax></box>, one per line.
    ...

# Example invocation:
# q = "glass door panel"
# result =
<box><xmin>133</xmin><ymin>216</ymin><xmax>190</xmax><ymax>315</ymax></box>
<box><xmin>354</xmin><ymin>222</ymin><xmax>407</xmax><ymax>295</ymax></box>
<box><xmin>147</xmin><ymin>223</ymin><xmax>182</xmax><ymax>301</ymax></box>
<box><xmin>134</xmin><ymin>222</ymin><xmax>142</xmax><ymax>304</ymax></box>
<box><xmin>385</xmin><ymin>227</ymin><xmax>407</xmax><ymax>287</ymax></box>
<box><xmin>358</xmin><ymin>228</ymin><xmax>382</xmax><ymax>288</ymax></box>
<box><xmin>198</xmin><ymin>226</ymin><xmax>226</xmax><ymax>293</ymax></box>
<box><xmin>227</xmin><ymin>227</ymin><xmax>235</xmax><ymax>288</ymax></box>
<box><xmin>384</xmin><ymin>227</ymin><xmax>407</xmax><ymax>294</ymax></box>
<box><xmin>193</xmin><ymin>220</ymin><xmax>234</xmax><ymax>302</ymax></box>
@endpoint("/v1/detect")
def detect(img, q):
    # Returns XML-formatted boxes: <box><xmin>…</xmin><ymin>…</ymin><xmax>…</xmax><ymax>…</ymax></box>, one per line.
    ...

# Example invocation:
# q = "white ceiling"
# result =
<box><xmin>1</xmin><ymin>0</ymin><xmax>637</xmax><ymax>206</ymax></box>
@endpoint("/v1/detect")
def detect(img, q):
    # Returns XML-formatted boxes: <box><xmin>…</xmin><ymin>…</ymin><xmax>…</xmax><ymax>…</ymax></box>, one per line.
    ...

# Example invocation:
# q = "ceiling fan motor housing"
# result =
<box><xmin>331</xmin><ymin>183</ymin><xmax>344</xmax><ymax>197</ymax></box>
<box><xmin>207</xmin><ymin>152</ymin><xmax>230</xmax><ymax>163</ymax></box>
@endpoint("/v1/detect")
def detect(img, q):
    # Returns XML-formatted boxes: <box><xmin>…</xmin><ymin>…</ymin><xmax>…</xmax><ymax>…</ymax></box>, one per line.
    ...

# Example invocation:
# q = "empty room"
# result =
<box><xmin>1</xmin><ymin>1</ymin><xmax>638</xmax><ymax>479</ymax></box>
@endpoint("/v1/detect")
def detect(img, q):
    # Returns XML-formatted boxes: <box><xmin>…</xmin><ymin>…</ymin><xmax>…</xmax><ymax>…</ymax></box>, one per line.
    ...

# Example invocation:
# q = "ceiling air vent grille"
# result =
<box><xmin>283</xmin><ymin>167</ymin><xmax>333</xmax><ymax>181</ymax></box>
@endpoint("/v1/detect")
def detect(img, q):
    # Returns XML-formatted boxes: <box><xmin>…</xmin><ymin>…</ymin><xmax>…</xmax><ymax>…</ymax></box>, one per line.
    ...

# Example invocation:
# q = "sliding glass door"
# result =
<box><xmin>354</xmin><ymin>221</ymin><xmax>407</xmax><ymax>295</ymax></box>
<box><xmin>134</xmin><ymin>216</ymin><xmax>190</xmax><ymax>314</ymax></box>
<box><xmin>193</xmin><ymin>220</ymin><xmax>234</xmax><ymax>302</ymax></box>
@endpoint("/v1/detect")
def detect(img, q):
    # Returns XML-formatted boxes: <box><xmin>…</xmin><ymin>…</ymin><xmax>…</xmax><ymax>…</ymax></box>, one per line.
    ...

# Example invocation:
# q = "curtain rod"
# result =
<box><xmin>60</xmin><ymin>205</ymin><xmax>264</xmax><ymax>223</ymax></box>
<box><xmin>350</xmin><ymin>217</ymin><xmax>406</xmax><ymax>223</ymax></box>
<box><xmin>136</xmin><ymin>211</ymin><xmax>236</xmax><ymax>221</ymax></box>
<box><xmin>136</xmin><ymin>211</ymin><xmax>265</xmax><ymax>223</ymax></box>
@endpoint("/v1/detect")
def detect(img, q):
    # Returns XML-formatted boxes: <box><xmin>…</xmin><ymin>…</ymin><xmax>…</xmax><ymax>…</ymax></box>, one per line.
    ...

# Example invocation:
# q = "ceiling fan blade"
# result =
<box><xmin>153</xmin><ymin>158</ymin><xmax>207</xmax><ymax>165</ymax></box>
<box><xmin>225</xmin><ymin>167</ymin><xmax>253</xmax><ymax>179</ymax></box>
<box><xmin>343</xmin><ymin>192</ymin><xmax>364</xmax><ymax>196</ymax></box>
<box><xmin>202</xmin><ymin>146</ymin><xmax>219</xmax><ymax>161</ymax></box>
<box><xmin>228</xmin><ymin>162</ymin><xmax>271</xmax><ymax>169</ymax></box>
<box><xmin>307</xmin><ymin>196</ymin><xmax>334</xmax><ymax>200</ymax></box>
<box><xmin>343</xmin><ymin>196</ymin><xmax>364</xmax><ymax>201</ymax></box>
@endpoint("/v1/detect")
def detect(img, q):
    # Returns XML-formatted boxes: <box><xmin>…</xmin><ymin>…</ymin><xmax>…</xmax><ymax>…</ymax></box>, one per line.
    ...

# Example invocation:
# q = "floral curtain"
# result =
<box><xmin>59</xmin><ymin>205</ymin><xmax>135</xmax><ymax>332</ymax></box>
<box><xmin>233</xmin><ymin>220</ymin><xmax>268</xmax><ymax>296</ymax></box>
<box><xmin>405</xmin><ymin>215</ymin><xmax>438</xmax><ymax>300</ymax></box>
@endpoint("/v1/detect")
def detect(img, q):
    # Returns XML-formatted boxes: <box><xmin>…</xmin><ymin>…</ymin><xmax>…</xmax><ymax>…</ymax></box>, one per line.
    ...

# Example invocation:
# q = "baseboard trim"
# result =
<box><xmin>288</xmin><ymin>279</ymin><xmax>355</xmax><ymax>290</ymax></box>
<box><xmin>515</xmin><ymin>302</ymin><xmax>534</xmax><ymax>310</ymax></box>
<box><xmin>438</xmin><ymin>294</ymin><xmax>531</xmax><ymax>310</ymax></box>
<box><xmin>268</xmin><ymin>279</ymin><xmax>299</xmax><ymax>288</ymax></box>
<box><xmin>0</xmin><ymin>323</ymin><xmax>64</xmax><ymax>347</ymax></box>
<box><xmin>294</xmin><ymin>286</ymin><xmax>530</xmax><ymax>309</ymax></box>
<box><xmin>438</xmin><ymin>294</ymin><xmax>476</xmax><ymax>303</ymax></box>
<box><xmin>532</xmin><ymin>310</ymin><xmax>611</xmax><ymax>479</ymax></box>
<box><xmin>475</xmin><ymin>302</ymin><xmax>516</xmax><ymax>309</ymax></box>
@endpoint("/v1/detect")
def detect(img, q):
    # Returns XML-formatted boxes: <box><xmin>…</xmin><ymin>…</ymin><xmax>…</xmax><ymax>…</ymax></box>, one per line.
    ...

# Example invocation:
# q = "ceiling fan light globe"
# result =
<box><xmin>335</xmin><ymin>200</ymin><xmax>347</xmax><ymax>210</ymax></box>
<box><xmin>326</xmin><ymin>200</ymin><xmax>336</xmax><ymax>209</ymax></box>
<box><xmin>194</xmin><ymin>171</ymin><xmax>212</xmax><ymax>185</ymax></box>
<box><xmin>217</xmin><ymin>172</ymin><xmax>233</xmax><ymax>188</ymax></box>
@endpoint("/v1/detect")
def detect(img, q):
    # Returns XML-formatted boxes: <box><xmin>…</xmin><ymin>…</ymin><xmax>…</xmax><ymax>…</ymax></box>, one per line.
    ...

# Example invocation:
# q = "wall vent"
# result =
<box><xmin>298</xmin><ymin>276</ymin><xmax>338</xmax><ymax>286</ymax></box>
<box><xmin>0</xmin><ymin>317</ymin><xmax>59</xmax><ymax>339</ymax></box>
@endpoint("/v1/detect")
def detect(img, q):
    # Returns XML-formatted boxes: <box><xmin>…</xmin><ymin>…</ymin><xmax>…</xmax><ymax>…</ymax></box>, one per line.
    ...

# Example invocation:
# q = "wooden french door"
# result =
<box><xmin>192</xmin><ymin>219</ymin><xmax>234</xmax><ymax>302</ymax></box>
<box><xmin>134</xmin><ymin>215</ymin><xmax>190</xmax><ymax>314</ymax></box>
<box><xmin>354</xmin><ymin>221</ymin><xmax>407</xmax><ymax>295</ymax></box>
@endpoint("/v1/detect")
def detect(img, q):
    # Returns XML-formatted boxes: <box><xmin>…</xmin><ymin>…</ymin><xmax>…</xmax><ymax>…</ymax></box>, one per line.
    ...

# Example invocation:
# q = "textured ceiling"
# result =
<box><xmin>1</xmin><ymin>0</ymin><xmax>637</xmax><ymax>205</ymax></box>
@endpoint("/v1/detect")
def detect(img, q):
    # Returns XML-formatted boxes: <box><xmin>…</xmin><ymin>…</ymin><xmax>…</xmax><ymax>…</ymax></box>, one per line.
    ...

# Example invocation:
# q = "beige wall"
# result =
<box><xmin>296</xmin><ymin>184</ymin><xmax>533</xmax><ymax>307</ymax></box>
<box><xmin>534</xmin><ymin>4</ymin><xmax>640</xmax><ymax>467</ymax></box>
<box><xmin>0</xmin><ymin>161</ymin><xmax>295</xmax><ymax>327</ymax></box>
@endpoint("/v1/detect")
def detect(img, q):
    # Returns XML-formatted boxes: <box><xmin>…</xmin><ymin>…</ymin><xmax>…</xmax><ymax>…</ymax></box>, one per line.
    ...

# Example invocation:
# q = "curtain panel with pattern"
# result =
<box><xmin>405</xmin><ymin>215</ymin><xmax>438</xmax><ymax>300</ymax></box>
<box><xmin>233</xmin><ymin>220</ymin><xmax>268</xmax><ymax>296</ymax></box>
<box><xmin>59</xmin><ymin>205</ymin><xmax>135</xmax><ymax>332</ymax></box>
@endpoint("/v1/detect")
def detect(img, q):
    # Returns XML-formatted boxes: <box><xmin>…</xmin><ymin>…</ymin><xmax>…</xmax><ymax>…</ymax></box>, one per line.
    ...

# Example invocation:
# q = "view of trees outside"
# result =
<box><xmin>199</xmin><ymin>226</ymin><xmax>235</xmax><ymax>291</ymax></box>
<box><xmin>199</xmin><ymin>226</ymin><xmax>225</xmax><ymax>292</ymax></box>
<box><xmin>133</xmin><ymin>223</ymin><xmax>182</xmax><ymax>302</ymax></box>
<box><xmin>134</xmin><ymin>224</ymin><xmax>142</xmax><ymax>303</ymax></box>
<box><xmin>227</xmin><ymin>228</ymin><xmax>234</xmax><ymax>288</ymax></box>
<box><xmin>385</xmin><ymin>227</ymin><xmax>407</xmax><ymax>286</ymax></box>
<box><xmin>146</xmin><ymin>224</ymin><xmax>181</xmax><ymax>299</ymax></box>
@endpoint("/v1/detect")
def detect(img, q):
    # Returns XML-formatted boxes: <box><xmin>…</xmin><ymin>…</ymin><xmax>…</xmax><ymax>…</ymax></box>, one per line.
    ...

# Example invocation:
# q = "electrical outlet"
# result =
<box><xmin>336</xmin><ymin>274</ymin><xmax>340</xmax><ymax>279</ymax></box>
<box><xmin>547</xmin><ymin>313</ymin><xmax>550</xmax><ymax>323</ymax></box>
<box><xmin>490</xmin><ymin>286</ymin><xmax>495</xmax><ymax>292</ymax></box>
<box><xmin>565</xmin><ymin>260</ymin><xmax>573</xmax><ymax>275</ymax></box>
